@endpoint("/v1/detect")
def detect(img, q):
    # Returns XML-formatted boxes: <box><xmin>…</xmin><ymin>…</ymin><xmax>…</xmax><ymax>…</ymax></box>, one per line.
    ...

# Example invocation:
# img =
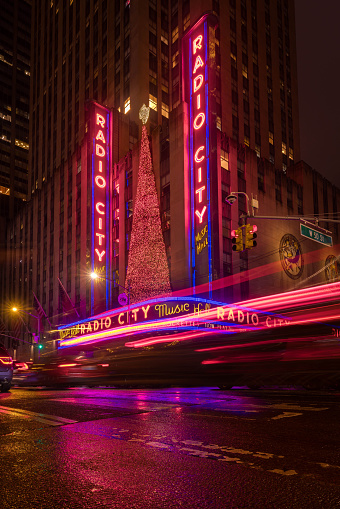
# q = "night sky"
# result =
<box><xmin>294</xmin><ymin>1</ymin><xmax>340</xmax><ymax>188</ymax></box>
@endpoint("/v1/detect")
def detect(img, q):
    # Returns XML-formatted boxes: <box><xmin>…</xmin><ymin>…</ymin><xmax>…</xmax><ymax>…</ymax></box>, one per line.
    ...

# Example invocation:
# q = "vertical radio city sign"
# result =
<box><xmin>88</xmin><ymin>101</ymin><xmax>112</xmax><ymax>313</ymax></box>
<box><xmin>182</xmin><ymin>14</ymin><xmax>218</xmax><ymax>291</ymax></box>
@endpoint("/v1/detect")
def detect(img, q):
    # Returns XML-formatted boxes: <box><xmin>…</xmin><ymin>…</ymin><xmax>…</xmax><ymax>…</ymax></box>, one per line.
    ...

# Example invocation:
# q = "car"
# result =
<box><xmin>0</xmin><ymin>344</ymin><xmax>13</xmax><ymax>392</ymax></box>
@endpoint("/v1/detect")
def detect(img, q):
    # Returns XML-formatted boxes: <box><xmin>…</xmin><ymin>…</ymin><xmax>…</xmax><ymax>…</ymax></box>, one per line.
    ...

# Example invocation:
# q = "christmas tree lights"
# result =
<box><xmin>126</xmin><ymin>110</ymin><xmax>172</xmax><ymax>303</ymax></box>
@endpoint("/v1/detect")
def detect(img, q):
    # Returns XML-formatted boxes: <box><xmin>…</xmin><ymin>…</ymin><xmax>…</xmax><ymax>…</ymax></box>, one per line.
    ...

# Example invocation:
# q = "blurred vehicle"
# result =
<box><xmin>15</xmin><ymin>353</ymin><xmax>113</xmax><ymax>388</ymax></box>
<box><xmin>12</xmin><ymin>360</ymin><xmax>34</xmax><ymax>386</ymax></box>
<box><xmin>0</xmin><ymin>344</ymin><xmax>13</xmax><ymax>392</ymax></box>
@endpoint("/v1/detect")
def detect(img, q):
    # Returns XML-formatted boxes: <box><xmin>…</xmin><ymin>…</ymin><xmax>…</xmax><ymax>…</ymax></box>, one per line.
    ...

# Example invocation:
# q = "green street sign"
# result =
<box><xmin>300</xmin><ymin>223</ymin><xmax>333</xmax><ymax>247</ymax></box>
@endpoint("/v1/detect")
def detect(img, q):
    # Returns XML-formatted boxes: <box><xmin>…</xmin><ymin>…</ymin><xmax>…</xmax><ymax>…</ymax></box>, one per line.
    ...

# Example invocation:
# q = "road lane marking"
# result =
<box><xmin>271</xmin><ymin>412</ymin><xmax>303</xmax><ymax>420</ymax></box>
<box><xmin>0</xmin><ymin>404</ymin><xmax>77</xmax><ymax>426</ymax></box>
<box><xmin>269</xmin><ymin>469</ymin><xmax>297</xmax><ymax>476</ymax></box>
<box><xmin>63</xmin><ymin>421</ymin><xmax>340</xmax><ymax>482</ymax></box>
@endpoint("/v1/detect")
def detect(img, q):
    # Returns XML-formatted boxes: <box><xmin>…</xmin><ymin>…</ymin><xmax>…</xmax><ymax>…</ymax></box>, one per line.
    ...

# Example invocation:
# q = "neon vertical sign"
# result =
<box><xmin>90</xmin><ymin>102</ymin><xmax>111</xmax><ymax>313</ymax></box>
<box><xmin>183</xmin><ymin>14</ymin><xmax>218</xmax><ymax>293</ymax></box>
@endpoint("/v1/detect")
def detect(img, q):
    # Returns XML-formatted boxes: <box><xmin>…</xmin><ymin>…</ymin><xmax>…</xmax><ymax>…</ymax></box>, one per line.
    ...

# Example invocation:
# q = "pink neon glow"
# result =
<box><xmin>95</xmin><ymin>202</ymin><xmax>105</xmax><ymax>214</ymax></box>
<box><xmin>95</xmin><ymin>175</ymin><xmax>106</xmax><ymax>188</ymax></box>
<box><xmin>194</xmin><ymin>146</ymin><xmax>205</xmax><ymax>162</ymax></box>
<box><xmin>95</xmin><ymin>144</ymin><xmax>106</xmax><ymax>157</ymax></box>
<box><xmin>126</xmin><ymin>330</ymin><xmax>214</xmax><ymax>348</ymax></box>
<box><xmin>96</xmin><ymin>114</ymin><xmax>105</xmax><ymax>127</ymax></box>
<box><xmin>95</xmin><ymin>130</ymin><xmax>106</xmax><ymax>143</ymax></box>
<box><xmin>193</xmin><ymin>35</ymin><xmax>203</xmax><ymax>54</ymax></box>
<box><xmin>95</xmin><ymin>249</ymin><xmax>105</xmax><ymax>261</ymax></box>
<box><xmin>193</xmin><ymin>54</ymin><xmax>204</xmax><ymax>73</ymax></box>
<box><xmin>235</xmin><ymin>281</ymin><xmax>340</xmax><ymax>312</ymax></box>
<box><xmin>195</xmin><ymin>186</ymin><xmax>205</xmax><ymax>202</ymax></box>
<box><xmin>193</xmin><ymin>112</ymin><xmax>205</xmax><ymax>129</ymax></box>
<box><xmin>195</xmin><ymin>206</ymin><xmax>207</xmax><ymax>223</ymax></box>
<box><xmin>194</xmin><ymin>75</ymin><xmax>203</xmax><ymax>92</ymax></box>
<box><xmin>95</xmin><ymin>233</ymin><xmax>105</xmax><ymax>245</ymax></box>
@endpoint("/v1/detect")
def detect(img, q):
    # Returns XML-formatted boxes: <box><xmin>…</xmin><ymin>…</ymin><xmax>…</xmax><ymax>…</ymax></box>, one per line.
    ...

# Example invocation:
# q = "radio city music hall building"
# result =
<box><xmin>2</xmin><ymin>0</ymin><xmax>340</xmax><ymax>356</ymax></box>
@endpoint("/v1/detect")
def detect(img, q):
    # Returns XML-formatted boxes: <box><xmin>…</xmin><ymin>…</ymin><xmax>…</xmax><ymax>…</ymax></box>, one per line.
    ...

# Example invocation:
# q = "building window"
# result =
<box><xmin>149</xmin><ymin>94</ymin><xmax>157</xmax><ymax>111</ymax></box>
<box><xmin>161</xmin><ymin>103</ymin><xmax>169</xmax><ymax>118</ymax></box>
<box><xmin>275</xmin><ymin>170</ymin><xmax>282</xmax><ymax>202</ymax></box>
<box><xmin>171</xmin><ymin>26</ymin><xmax>178</xmax><ymax>43</ymax></box>
<box><xmin>183</xmin><ymin>14</ymin><xmax>190</xmax><ymax>31</ymax></box>
<box><xmin>124</xmin><ymin>97</ymin><xmax>130</xmax><ymax>114</ymax></box>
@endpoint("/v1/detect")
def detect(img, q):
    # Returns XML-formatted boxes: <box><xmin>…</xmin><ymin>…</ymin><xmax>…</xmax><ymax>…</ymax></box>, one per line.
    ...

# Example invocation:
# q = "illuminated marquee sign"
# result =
<box><xmin>182</xmin><ymin>14</ymin><xmax>218</xmax><ymax>290</ymax></box>
<box><xmin>89</xmin><ymin>102</ymin><xmax>111</xmax><ymax>312</ymax></box>
<box><xmin>58</xmin><ymin>296</ymin><xmax>291</xmax><ymax>347</ymax></box>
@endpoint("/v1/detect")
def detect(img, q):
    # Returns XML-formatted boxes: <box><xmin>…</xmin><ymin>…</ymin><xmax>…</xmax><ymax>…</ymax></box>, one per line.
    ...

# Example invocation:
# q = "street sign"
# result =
<box><xmin>300</xmin><ymin>223</ymin><xmax>333</xmax><ymax>247</ymax></box>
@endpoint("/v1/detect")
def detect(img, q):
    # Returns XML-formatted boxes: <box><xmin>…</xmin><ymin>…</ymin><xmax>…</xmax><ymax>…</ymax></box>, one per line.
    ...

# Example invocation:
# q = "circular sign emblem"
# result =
<box><xmin>279</xmin><ymin>234</ymin><xmax>303</xmax><ymax>279</ymax></box>
<box><xmin>325</xmin><ymin>255</ymin><xmax>340</xmax><ymax>282</ymax></box>
<box><xmin>118</xmin><ymin>293</ymin><xmax>129</xmax><ymax>306</ymax></box>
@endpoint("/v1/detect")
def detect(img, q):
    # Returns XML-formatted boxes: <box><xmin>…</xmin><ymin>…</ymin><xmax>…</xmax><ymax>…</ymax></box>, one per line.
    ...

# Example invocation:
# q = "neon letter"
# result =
<box><xmin>142</xmin><ymin>305</ymin><xmax>150</xmax><ymax>319</ymax></box>
<box><xmin>96</xmin><ymin>202</ymin><xmax>105</xmax><ymax>214</ymax></box>
<box><xmin>193</xmin><ymin>35</ymin><xmax>203</xmax><ymax>54</ymax></box>
<box><xmin>217</xmin><ymin>307</ymin><xmax>225</xmax><ymax>320</ymax></box>
<box><xmin>197</xmin><ymin>94</ymin><xmax>201</xmax><ymax>109</ymax></box>
<box><xmin>95</xmin><ymin>175</ymin><xmax>106</xmax><ymax>188</ymax></box>
<box><xmin>197</xmin><ymin>167</ymin><xmax>202</xmax><ymax>182</ymax></box>
<box><xmin>96</xmin><ymin>114</ymin><xmax>105</xmax><ymax>127</ymax></box>
<box><xmin>96</xmin><ymin>233</ymin><xmax>105</xmax><ymax>245</ymax></box>
<box><xmin>195</xmin><ymin>146</ymin><xmax>205</xmax><ymax>163</ymax></box>
<box><xmin>95</xmin><ymin>249</ymin><xmax>106</xmax><ymax>261</ymax></box>
<box><xmin>193</xmin><ymin>74</ymin><xmax>203</xmax><ymax>92</ymax></box>
<box><xmin>193</xmin><ymin>55</ymin><xmax>204</xmax><ymax>74</ymax></box>
<box><xmin>99</xmin><ymin>218</ymin><xmax>103</xmax><ymax>229</ymax></box>
<box><xmin>118</xmin><ymin>313</ymin><xmax>125</xmax><ymax>325</ymax></box>
<box><xmin>96</xmin><ymin>130</ymin><xmax>106</xmax><ymax>143</ymax></box>
<box><xmin>193</xmin><ymin>112</ymin><xmax>205</xmax><ymax>130</ymax></box>
<box><xmin>96</xmin><ymin>144</ymin><xmax>106</xmax><ymax>157</ymax></box>
<box><xmin>131</xmin><ymin>308</ymin><xmax>139</xmax><ymax>321</ymax></box>
<box><xmin>195</xmin><ymin>206</ymin><xmax>207</xmax><ymax>223</ymax></box>
<box><xmin>195</xmin><ymin>186</ymin><xmax>206</xmax><ymax>202</ymax></box>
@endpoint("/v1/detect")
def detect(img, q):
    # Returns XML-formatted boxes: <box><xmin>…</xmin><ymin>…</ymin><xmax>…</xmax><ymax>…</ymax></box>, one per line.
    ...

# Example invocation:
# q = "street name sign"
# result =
<box><xmin>300</xmin><ymin>223</ymin><xmax>333</xmax><ymax>247</ymax></box>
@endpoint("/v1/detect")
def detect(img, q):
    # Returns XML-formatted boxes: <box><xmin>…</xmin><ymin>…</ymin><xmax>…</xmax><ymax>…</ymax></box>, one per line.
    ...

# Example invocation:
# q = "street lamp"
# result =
<box><xmin>12</xmin><ymin>307</ymin><xmax>42</xmax><ymax>359</ymax></box>
<box><xmin>90</xmin><ymin>272</ymin><xmax>130</xmax><ymax>308</ymax></box>
<box><xmin>225</xmin><ymin>192</ymin><xmax>259</xmax><ymax>221</ymax></box>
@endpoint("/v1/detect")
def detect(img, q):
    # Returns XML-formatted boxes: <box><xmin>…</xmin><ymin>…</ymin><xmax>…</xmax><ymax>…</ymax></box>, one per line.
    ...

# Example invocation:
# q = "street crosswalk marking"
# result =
<box><xmin>0</xmin><ymin>404</ymin><xmax>77</xmax><ymax>426</ymax></box>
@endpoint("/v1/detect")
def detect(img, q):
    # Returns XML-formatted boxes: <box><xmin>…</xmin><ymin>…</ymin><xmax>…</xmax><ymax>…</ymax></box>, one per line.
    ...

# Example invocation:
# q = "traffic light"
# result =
<box><xmin>231</xmin><ymin>227</ymin><xmax>243</xmax><ymax>252</ymax></box>
<box><xmin>245</xmin><ymin>224</ymin><xmax>257</xmax><ymax>249</ymax></box>
<box><xmin>38</xmin><ymin>344</ymin><xmax>43</xmax><ymax>350</ymax></box>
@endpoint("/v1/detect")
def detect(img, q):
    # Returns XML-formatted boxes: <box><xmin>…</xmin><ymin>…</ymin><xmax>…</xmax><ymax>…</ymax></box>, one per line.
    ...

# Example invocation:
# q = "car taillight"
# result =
<box><xmin>0</xmin><ymin>357</ymin><xmax>13</xmax><ymax>366</ymax></box>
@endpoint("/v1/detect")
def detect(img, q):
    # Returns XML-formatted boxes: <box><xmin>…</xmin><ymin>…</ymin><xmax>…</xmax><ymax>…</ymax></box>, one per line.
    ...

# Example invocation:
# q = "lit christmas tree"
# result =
<box><xmin>126</xmin><ymin>105</ymin><xmax>172</xmax><ymax>303</ymax></box>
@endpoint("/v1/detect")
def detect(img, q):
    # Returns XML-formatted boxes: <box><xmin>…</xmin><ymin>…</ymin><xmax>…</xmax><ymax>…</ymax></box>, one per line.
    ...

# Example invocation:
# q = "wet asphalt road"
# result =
<box><xmin>1</xmin><ymin>386</ymin><xmax>340</xmax><ymax>509</ymax></box>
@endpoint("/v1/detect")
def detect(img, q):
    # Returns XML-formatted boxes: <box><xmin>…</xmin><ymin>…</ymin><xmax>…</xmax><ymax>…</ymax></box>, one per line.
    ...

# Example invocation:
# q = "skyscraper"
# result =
<box><xmin>0</xmin><ymin>0</ymin><xmax>31</xmax><ymax>213</ymax></box>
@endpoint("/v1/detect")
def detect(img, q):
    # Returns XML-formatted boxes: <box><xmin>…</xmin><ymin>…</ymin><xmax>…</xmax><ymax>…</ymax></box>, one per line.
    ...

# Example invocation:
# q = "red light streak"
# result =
<box><xmin>0</xmin><ymin>357</ymin><xmax>13</xmax><ymax>366</ymax></box>
<box><xmin>125</xmin><ymin>330</ymin><xmax>215</xmax><ymax>348</ymax></box>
